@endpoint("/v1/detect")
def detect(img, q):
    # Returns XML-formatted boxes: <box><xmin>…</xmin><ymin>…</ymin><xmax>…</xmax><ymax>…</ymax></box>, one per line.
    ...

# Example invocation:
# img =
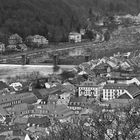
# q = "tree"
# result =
<box><xmin>86</xmin><ymin>30</ymin><xmax>95</xmax><ymax>41</ymax></box>
<box><xmin>60</xmin><ymin>70</ymin><xmax>75</xmax><ymax>81</ymax></box>
<box><xmin>59</xmin><ymin>18</ymin><xmax>64</xmax><ymax>26</ymax></box>
<box><xmin>109</xmin><ymin>2</ymin><xmax>115</xmax><ymax>12</ymax></box>
<box><xmin>104</xmin><ymin>31</ymin><xmax>110</xmax><ymax>41</ymax></box>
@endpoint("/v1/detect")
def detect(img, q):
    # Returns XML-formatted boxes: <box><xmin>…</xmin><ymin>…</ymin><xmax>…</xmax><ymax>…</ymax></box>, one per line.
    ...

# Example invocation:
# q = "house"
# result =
<box><xmin>0</xmin><ymin>107</ymin><xmax>8</xmax><ymax>123</ymax></box>
<box><xmin>26</xmin><ymin>35</ymin><xmax>48</xmax><ymax>46</ymax></box>
<box><xmin>32</xmin><ymin>104</ymin><xmax>51</xmax><ymax>117</ymax></box>
<box><xmin>78</xmin><ymin>80</ymin><xmax>101</xmax><ymax>99</ymax></box>
<box><xmin>33</xmin><ymin>85</ymin><xmax>62</xmax><ymax>102</ymax></box>
<box><xmin>0</xmin><ymin>42</ymin><xmax>5</xmax><ymax>53</ymax></box>
<box><xmin>6</xmin><ymin>44</ymin><xmax>17</xmax><ymax>51</ymax></box>
<box><xmin>57</xmin><ymin>91</ymin><xmax>72</xmax><ymax>105</ymax></box>
<box><xmin>94</xmin><ymin>62</ymin><xmax>111</xmax><ymax>75</ymax></box>
<box><xmin>103</xmin><ymin>83</ymin><xmax>128</xmax><ymax>100</ymax></box>
<box><xmin>0</xmin><ymin>92</ymin><xmax>37</xmax><ymax>108</ymax></box>
<box><xmin>100</xmin><ymin>99</ymin><xmax>139</xmax><ymax>110</ymax></box>
<box><xmin>0</xmin><ymin>81</ymin><xmax>10</xmax><ymax>95</ymax></box>
<box><xmin>17</xmin><ymin>44</ymin><xmax>28</xmax><ymax>51</ymax></box>
<box><xmin>24</xmin><ymin>134</ymin><xmax>31</xmax><ymax>140</ymax></box>
<box><xmin>127</xmin><ymin>77</ymin><xmax>140</xmax><ymax>86</ymax></box>
<box><xmin>9</xmin><ymin>103</ymin><xmax>34</xmax><ymax>116</ymax></box>
<box><xmin>27</xmin><ymin>116</ymin><xmax>51</xmax><ymax>127</ymax></box>
<box><xmin>8</xmin><ymin>34</ymin><xmax>23</xmax><ymax>45</ymax></box>
<box><xmin>68</xmin><ymin>32</ymin><xmax>82</xmax><ymax>43</ymax></box>
<box><xmin>118</xmin><ymin>84</ymin><xmax>140</xmax><ymax>99</ymax></box>
<box><xmin>106</xmin><ymin>59</ymin><xmax>118</xmax><ymax>69</ymax></box>
<box><xmin>9</xmin><ymin>82</ymin><xmax>22</xmax><ymax>91</ymax></box>
<box><xmin>68</xmin><ymin>96</ymin><xmax>90</xmax><ymax>114</ymax></box>
<box><xmin>51</xmin><ymin>104</ymin><xmax>74</xmax><ymax>121</ymax></box>
<box><xmin>80</xmin><ymin>29</ymin><xmax>86</xmax><ymax>36</ymax></box>
<box><xmin>103</xmin><ymin>83</ymin><xmax>140</xmax><ymax>100</ymax></box>
<box><xmin>62</xmin><ymin>82</ymin><xmax>76</xmax><ymax>92</ymax></box>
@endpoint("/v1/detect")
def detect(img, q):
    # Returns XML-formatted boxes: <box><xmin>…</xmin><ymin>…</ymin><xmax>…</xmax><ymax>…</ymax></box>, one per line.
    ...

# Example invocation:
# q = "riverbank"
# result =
<box><xmin>0</xmin><ymin>64</ymin><xmax>75</xmax><ymax>81</ymax></box>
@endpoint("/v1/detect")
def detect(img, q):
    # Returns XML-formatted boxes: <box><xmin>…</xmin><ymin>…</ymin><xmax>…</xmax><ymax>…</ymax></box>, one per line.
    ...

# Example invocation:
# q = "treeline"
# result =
<box><xmin>0</xmin><ymin>0</ymin><xmax>139</xmax><ymax>42</ymax></box>
<box><xmin>42</xmin><ymin>101</ymin><xmax>140</xmax><ymax>140</ymax></box>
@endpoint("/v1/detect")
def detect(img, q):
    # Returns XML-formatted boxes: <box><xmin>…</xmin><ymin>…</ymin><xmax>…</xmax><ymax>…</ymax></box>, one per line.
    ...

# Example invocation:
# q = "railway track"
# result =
<box><xmin>0</xmin><ymin>41</ymin><xmax>99</xmax><ymax>61</ymax></box>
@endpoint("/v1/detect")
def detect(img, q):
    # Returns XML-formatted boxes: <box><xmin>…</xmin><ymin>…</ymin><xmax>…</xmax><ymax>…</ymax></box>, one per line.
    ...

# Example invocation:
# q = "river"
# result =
<box><xmin>0</xmin><ymin>64</ymin><xmax>75</xmax><ymax>81</ymax></box>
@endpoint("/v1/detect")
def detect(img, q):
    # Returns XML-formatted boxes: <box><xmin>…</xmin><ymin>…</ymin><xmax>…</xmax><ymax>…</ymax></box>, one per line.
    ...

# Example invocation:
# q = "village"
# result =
<box><xmin>1</xmin><ymin>13</ymin><xmax>140</xmax><ymax>140</ymax></box>
<box><xmin>0</xmin><ymin>46</ymin><xmax>139</xmax><ymax>139</ymax></box>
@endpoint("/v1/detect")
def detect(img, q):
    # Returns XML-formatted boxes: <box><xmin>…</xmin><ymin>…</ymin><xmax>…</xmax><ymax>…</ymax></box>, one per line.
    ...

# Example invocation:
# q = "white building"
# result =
<box><xmin>9</xmin><ymin>82</ymin><xmax>22</xmax><ymax>91</ymax></box>
<box><xmin>102</xmin><ymin>83</ymin><xmax>140</xmax><ymax>100</ymax></box>
<box><xmin>8</xmin><ymin>34</ymin><xmax>23</xmax><ymax>45</ymax></box>
<box><xmin>26</xmin><ymin>35</ymin><xmax>48</xmax><ymax>46</ymax></box>
<box><xmin>68</xmin><ymin>32</ymin><xmax>82</xmax><ymax>43</ymax></box>
<box><xmin>78</xmin><ymin>80</ymin><xmax>100</xmax><ymax>98</ymax></box>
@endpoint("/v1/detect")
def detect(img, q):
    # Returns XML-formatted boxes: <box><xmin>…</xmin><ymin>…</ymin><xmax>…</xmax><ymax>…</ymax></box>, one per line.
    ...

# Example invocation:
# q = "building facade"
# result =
<box><xmin>69</xmin><ymin>32</ymin><xmax>82</xmax><ymax>43</ymax></box>
<box><xmin>78</xmin><ymin>80</ymin><xmax>100</xmax><ymax>99</ymax></box>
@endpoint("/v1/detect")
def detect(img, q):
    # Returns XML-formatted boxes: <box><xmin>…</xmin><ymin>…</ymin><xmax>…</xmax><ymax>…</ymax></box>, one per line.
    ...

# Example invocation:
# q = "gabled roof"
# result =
<box><xmin>33</xmin><ymin>85</ymin><xmax>62</xmax><ymax>99</ymax></box>
<box><xmin>126</xmin><ymin>84</ymin><xmax>140</xmax><ymax>97</ymax></box>
<box><xmin>126</xmin><ymin>59</ymin><xmax>137</xmax><ymax>67</ymax></box>
<box><xmin>9</xmin><ymin>33</ymin><xmax>22</xmax><ymax>39</ymax></box>
<box><xmin>10</xmin><ymin>103</ymin><xmax>34</xmax><ymax>113</ymax></box>
<box><xmin>94</xmin><ymin>62</ymin><xmax>110</xmax><ymax>69</ymax></box>
<box><xmin>24</xmin><ymin>134</ymin><xmax>31</xmax><ymax>140</ymax></box>
<box><xmin>0</xmin><ymin>92</ymin><xmax>37</xmax><ymax>105</ymax></box>
<box><xmin>68</xmin><ymin>96</ymin><xmax>88</xmax><ymax>107</ymax></box>
<box><xmin>79</xmin><ymin>80</ymin><xmax>98</xmax><ymax>87</ymax></box>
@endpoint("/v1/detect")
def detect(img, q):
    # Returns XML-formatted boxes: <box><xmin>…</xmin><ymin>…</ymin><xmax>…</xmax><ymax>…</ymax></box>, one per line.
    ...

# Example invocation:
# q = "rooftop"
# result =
<box><xmin>103</xmin><ymin>83</ymin><xmax>128</xmax><ymax>89</ymax></box>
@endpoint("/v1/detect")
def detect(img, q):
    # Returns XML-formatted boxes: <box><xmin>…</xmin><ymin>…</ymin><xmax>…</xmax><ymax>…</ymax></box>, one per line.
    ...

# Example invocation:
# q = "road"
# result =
<box><xmin>0</xmin><ymin>42</ymin><xmax>96</xmax><ymax>59</ymax></box>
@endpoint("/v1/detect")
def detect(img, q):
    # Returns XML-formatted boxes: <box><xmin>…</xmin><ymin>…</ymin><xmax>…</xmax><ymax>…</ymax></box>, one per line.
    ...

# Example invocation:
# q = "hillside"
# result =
<box><xmin>0</xmin><ymin>0</ymin><xmax>140</xmax><ymax>42</ymax></box>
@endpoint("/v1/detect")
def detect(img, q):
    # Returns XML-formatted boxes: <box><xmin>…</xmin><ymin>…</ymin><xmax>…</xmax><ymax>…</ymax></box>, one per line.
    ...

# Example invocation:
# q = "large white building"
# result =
<box><xmin>78</xmin><ymin>80</ymin><xmax>100</xmax><ymax>99</ymax></box>
<box><xmin>102</xmin><ymin>83</ymin><xmax>140</xmax><ymax>100</ymax></box>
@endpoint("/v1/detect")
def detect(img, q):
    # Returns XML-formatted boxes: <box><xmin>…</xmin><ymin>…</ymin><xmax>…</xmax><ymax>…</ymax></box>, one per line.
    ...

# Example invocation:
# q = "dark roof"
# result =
<box><xmin>68</xmin><ymin>96</ymin><xmax>88</xmax><ymax>107</ymax></box>
<box><xmin>126</xmin><ymin>59</ymin><xmax>137</xmax><ymax>67</ymax></box>
<box><xmin>103</xmin><ymin>99</ymin><xmax>139</xmax><ymax>108</ymax></box>
<box><xmin>103</xmin><ymin>83</ymin><xmax>128</xmax><ymax>89</ymax></box>
<box><xmin>126</xmin><ymin>84</ymin><xmax>140</xmax><ymax>97</ymax></box>
<box><xmin>11</xmin><ymin>103</ymin><xmax>34</xmax><ymax>113</ymax></box>
<box><xmin>118</xmin><ymin>93</ymin><xmax>132</xmax><ymax>99</ymax></box>
<box><xmin>33</xmin><ymin>86</ymin><xmax>62</xmax><ymax>99</ymax></box>
<box><xmin>94</xmin><ymin>62</ymin><xmax>110</xmax><ymax>69</ymax></box>
<box><xmin>79</xmin><ymin>80</ymin><xmax>98</xmax><ymax>87</ymax></box>
<box><xmin>0</xmin><ymin>92</ymin><xmax>37</xmax><ymax>105</ymax></box>
<box><xmin>28</xmin><ymin>116</ymin><xmax>50</xmax><ymax>126</ymax></box>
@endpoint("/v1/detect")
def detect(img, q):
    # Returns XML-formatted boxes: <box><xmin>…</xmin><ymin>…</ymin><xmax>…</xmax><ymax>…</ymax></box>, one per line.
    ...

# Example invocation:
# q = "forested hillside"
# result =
<box><xmin>0</xmin><ymin>0</ymin><xmax>140</xmax><ymax>42</ymax></box>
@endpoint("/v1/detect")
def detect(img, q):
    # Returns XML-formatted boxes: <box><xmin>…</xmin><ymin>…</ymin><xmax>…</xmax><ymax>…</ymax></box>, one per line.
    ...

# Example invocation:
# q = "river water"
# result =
<box><xmin>0</xmin><ymin>64</ymin><xmax>75</xmax><ymax>81</ymax></box>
